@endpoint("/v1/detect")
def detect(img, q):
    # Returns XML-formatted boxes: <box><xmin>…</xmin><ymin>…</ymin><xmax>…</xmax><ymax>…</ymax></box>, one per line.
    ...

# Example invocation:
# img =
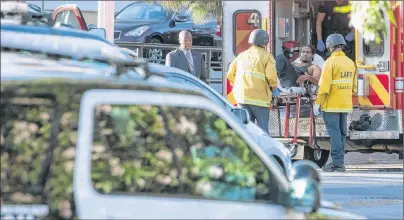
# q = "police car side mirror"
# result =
<box><xmin>287</xmin><ymin>179</ymin><xmax>321</xmax><ymax>213</ymax></box>
<box><xmin>231</xmin><ymin>108</ymin><xmax>250</xmax><ymax>124</ymax></box>
<box><xmin>89</xmin><ymin>27</ymin><xmax>106</xmax><ymax>39</ymax></box>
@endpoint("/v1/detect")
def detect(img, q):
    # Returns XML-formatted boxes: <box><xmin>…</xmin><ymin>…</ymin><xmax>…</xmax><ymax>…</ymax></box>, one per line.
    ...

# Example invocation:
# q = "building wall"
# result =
<box><xmin>81</xmin><ymin>11</ymin><xmax>98</xmax><ymax>26</ymax></box>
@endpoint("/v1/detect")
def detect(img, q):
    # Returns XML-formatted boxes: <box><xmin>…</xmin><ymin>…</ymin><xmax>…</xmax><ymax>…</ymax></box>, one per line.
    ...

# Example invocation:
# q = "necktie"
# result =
<box><xmin>184</xmin><ymin>50</ymin><xmax>194</xmax><ymax>74</ymax></box>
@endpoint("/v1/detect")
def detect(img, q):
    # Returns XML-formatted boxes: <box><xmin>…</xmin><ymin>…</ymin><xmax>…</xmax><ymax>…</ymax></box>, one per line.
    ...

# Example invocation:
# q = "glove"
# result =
<box><xmin>345</xmin><ymin>32</ymin><xmax>354</xmax><ymax>42</ymax></box>
<box><xmin>272</xmin><ymin>88</ymin><xmax>281</xmax><ymax>97</ymax></box>
<box><xmin>313</xmin><ymin>104</ymin><xmax>321</xmax><ymax>116</ymax></box>
<box><xmin>317</xmin><ymin>40</ymin><xmax>325</xmax><ymax>52</ymax></box>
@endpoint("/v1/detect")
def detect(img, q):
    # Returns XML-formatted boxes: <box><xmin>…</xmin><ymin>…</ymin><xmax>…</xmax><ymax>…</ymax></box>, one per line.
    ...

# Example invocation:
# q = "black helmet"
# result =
<box><xmin>248</xmin><ymin>29</ymin><xmax>269</xmax><ymax>46</ymax></box>
<box><xmin>289</xmin><ymin>160</ymin><xmax>321</xmax><ymax>184</ymax></box>
<box><xmin>326</xmin><ymin>33</ymin><xmax>346</xmax><ymax>49</ymax></box>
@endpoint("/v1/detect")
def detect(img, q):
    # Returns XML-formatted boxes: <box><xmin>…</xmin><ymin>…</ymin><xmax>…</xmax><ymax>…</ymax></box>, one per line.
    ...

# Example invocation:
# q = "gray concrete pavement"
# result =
<box><xmin>320</xmin><ymin>152</ymin><xmax>403</xmax><ymax>219</ymax></box>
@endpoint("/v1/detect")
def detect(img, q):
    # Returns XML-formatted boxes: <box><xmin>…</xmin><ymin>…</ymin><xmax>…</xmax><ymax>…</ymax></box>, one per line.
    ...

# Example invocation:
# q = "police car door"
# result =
<box><xmin>75</xmin><ymin>89</ymin><xmax>293</xmax><ymax>219</ymax></box>
<box><xmin>222</xmin><ymin>1</ymin><xmax>271</xmax><ymax>98</ymax></box>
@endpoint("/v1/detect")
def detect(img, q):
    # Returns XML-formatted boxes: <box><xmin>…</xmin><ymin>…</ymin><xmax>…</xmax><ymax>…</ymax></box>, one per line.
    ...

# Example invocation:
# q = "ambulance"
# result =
<box><xmin>221</xmin><ymin>0</ymin><xmax>403</xmax><ymax>166</ymax></box>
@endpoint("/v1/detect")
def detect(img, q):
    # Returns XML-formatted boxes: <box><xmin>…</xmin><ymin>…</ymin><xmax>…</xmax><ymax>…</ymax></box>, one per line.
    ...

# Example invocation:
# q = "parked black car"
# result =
<box><xmin>114</xmin><ymin>2</ymin><xmax>219</xmax><ymax>60</ymax></box>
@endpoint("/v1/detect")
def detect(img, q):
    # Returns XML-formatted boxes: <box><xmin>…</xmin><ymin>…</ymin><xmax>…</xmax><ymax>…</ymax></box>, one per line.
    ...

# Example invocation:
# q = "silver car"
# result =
<box><xmin>128</xmin><ymin>63</ymin><xmax>293</xmax><ymax>176</ymax></box>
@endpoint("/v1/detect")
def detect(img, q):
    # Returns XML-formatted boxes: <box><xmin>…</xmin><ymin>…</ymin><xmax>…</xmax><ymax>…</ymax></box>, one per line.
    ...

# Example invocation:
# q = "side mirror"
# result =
<box><xmin>289</xmin><ymin>160</ymin><xmax>321</xmax><ymax>184</ymax></box>
<box><xmin>287</xmin><ymin>179</ymin><xmax>321</xmax><ymax>213</ymax></box>
<box><xmin>231</xmin><ymin>108</ymin><xmax>250</xmax><ymax>124</ymax></box>
<box><xmin>169</xmin><ymin>19</ymin><xmax>175</xmax><ymax>28</ymax></box>
<box><xmin>89</xmin><ymin>27</ymin><xmax>106</xmax><ymax>39</ymax></box>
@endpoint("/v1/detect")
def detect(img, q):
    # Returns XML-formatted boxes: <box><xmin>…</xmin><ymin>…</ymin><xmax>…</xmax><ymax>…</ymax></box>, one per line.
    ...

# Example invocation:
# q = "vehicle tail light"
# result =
<box><xmin>216</xmin><ymin>24</ymin><xmax>221</xmax><ymax>37</ymax></box>
<box><xmin>216</xmin><ymin>16</ymin><xmax>221</xmax><ymax>37</ymax></box>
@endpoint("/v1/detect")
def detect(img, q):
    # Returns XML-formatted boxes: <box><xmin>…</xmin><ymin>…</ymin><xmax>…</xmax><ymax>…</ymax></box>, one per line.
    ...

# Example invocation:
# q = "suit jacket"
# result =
<box><xmin>165</xmin><ymin>49</ymin><xmax>207</xmax><ymax>82</ymax></box>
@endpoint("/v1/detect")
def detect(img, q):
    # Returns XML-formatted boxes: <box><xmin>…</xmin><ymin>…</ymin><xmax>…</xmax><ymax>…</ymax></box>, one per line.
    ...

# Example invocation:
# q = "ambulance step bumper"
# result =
<box><xmin>350</xmin><ymin>130</ymin><xmax>400</xmax><ymax>139</ymax></box>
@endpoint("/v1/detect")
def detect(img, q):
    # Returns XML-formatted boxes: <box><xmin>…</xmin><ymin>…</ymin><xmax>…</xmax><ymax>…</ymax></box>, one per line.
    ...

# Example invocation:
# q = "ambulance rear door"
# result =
<box><xmin>222</xmin><ymin>1</ymin><xmax>271</xmax><ymax>98</ymax></box>
<box><xmin>355</xmin><ymin>11</ymin><xmax>391</xmax><ymax>109</ymax></box>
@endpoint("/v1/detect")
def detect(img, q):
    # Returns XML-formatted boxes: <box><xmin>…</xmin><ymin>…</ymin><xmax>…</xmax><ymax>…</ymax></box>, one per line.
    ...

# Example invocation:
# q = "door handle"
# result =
<box><xmin>356</xmin><ymin>61</ymin><xmax>376</xmax><ymax>69</ymax></box>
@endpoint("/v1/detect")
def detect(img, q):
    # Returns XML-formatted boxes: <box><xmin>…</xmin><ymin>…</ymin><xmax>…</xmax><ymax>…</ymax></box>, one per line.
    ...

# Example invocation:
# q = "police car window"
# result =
<box><xmin>233</xmin><ymin>11</ymin><xmax>262</xmax><ymax>56</ymax></box>
<box><xmin>91</xmin><ymin>104</ymin><xmax>279</xmax><ymax>203</ymax></box>
<box><xmin>1</xmin><ymin>96</ymin><xmax>60</xmax><ymax>219</ymax></box>
<box><xmin>0</xmin><ymin>80</ymin><xmax>90</xmax><ymax>219</ymax></box>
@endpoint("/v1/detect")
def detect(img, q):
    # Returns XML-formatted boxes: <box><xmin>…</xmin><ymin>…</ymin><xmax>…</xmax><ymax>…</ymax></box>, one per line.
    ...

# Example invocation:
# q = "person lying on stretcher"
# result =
<box><xmin>273</xmin><ymin>44</ymin><xmax>322</xmax><ymax>96</ymax></box>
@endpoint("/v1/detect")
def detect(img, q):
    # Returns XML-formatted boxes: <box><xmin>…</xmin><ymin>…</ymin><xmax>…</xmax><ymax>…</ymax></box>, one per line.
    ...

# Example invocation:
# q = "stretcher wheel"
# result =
<box><xmin>303</xmin><ymin>146</ymin><xmax>330</xmax><ymax>168</ymax></box>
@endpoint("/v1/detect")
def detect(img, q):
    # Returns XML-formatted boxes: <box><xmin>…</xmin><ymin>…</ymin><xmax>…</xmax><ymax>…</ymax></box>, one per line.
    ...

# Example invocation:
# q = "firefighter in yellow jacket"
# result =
<box><xmin>314</xmin><ymin>33</ymin><xmax>357</xmax><ymax>172</ymax></box>
<box><xmin>227</xmin><ymin>29</ymin><xmax>278</xmax><ymax>133</ymax></box>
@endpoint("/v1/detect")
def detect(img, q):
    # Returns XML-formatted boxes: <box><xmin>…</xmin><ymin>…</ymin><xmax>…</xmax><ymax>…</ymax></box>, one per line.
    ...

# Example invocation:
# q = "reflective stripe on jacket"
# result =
<box><xmin>227</xmin><ymin>46</ymin><xmax>278</xmax><ymax>107</ymax></box>
<box><xmin>315</xmin><ymin>51</ymin><xmax>357</xmax><ymax>112</ymax></box>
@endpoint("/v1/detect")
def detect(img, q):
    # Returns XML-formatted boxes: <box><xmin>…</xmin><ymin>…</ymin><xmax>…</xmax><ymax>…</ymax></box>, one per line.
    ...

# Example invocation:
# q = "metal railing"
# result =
<box><xmin>115</xmin><ymin>42</ymin><xmax>223</xmax><ymax>86</ymax></box>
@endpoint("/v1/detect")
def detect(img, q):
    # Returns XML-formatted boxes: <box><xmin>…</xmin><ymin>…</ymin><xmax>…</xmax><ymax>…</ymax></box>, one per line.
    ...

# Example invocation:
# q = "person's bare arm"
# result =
<box><xmin>316</xmin><ymin>12</ymin><xmax>326</xmax><ymax>41</ymax></box>
<box><xmin>308</xmin><ymin>65</ymin><xmax>321</xmax><ymax>85</ymax></box>
<box><xmin>296</xmin><ymin>65</ymin><xmax>321</xmax><ymax>85</ymax></box>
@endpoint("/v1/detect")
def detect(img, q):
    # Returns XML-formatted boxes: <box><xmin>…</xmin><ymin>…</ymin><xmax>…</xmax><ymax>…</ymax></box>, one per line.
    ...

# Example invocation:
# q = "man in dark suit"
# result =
<box><xmin>165</xmin><ymin>30</ymin><xmax>207</xmax><ymax>82</ymax></box>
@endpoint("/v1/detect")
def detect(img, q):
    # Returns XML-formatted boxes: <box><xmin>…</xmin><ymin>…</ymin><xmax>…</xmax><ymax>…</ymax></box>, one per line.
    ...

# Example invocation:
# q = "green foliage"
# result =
<box><xmin>335</xmin><ymin>1</ymin><xmax>398</xmax><ymax>44</ymax></box>
<box><xmin>91</xmin><ymin>105</ymin><xmax>272</xmax><ymax>201</ymax></box>
<box><xmin>1</xmin><ymin>82</ymin><xmax>92</xmax><ymax>219</ymax></box>
<box><xmin>154</xmin><ymin>0</ymin><xmax>221</xmax><ymax>24</ymax></box>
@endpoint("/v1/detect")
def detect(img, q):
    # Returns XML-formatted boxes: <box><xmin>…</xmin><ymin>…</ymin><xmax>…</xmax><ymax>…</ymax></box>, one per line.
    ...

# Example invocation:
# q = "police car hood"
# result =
<box><xmin>245</xmin><ymin>121</ymin><xmax>292</xmax><ymax>175</ymax></box>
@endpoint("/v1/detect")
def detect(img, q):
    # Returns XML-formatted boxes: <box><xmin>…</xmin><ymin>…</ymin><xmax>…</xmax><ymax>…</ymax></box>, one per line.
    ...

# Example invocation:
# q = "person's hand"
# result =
<box><xmin>272</xmin><ymin>88</ymin><xmax>281</xmax><ymax>97</ymax></box>
<box><xmin>317</xmin><ymin>40</ymin><xmax>325</xmax><ymax>52</ymax></box>
<box><xmin>296</xmin><ymin>74</ymin><xmax>310</xmax><ymax>85</ymax></box>
<box><xmin>345</xmin><ymin>32</ymin><xmax>354</xmax><ymax>42</ymax></box>
<box><xmin>313</xmin><ymin>104</ymin><xmax>321</xmax><ymax>116</ymax></box>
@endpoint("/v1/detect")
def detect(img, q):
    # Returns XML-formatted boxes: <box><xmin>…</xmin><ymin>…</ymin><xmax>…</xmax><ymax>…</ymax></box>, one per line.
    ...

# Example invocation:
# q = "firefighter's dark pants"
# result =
<box><xmin>323</xmin><ymin>112</ymin><xmax>348</xmax><ymax>166</ymax></box>
<box><xmin>240</xmin><ymin>104</ymin><xmax>269</xmax><ymax>134</ymax></box>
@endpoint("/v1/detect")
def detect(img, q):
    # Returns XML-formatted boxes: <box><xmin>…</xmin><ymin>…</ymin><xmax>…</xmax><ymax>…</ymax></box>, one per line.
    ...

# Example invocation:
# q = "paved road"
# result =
<box><xmin>320</xmin><ymin>153</ymin><xmax>403</xmax><ymax>219</ymax></box>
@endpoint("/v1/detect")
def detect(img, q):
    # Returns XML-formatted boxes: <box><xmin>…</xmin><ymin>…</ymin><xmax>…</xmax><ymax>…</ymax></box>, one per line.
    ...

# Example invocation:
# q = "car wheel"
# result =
<box><xmin>145</xmin><ymin>37</ymin><xmax>164</xmax><ymax>64</ymax></box>
<box><xmin>303</xmin><ymin>146</ymin><xmax>330</xmax><ymax>168</ymax></box>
